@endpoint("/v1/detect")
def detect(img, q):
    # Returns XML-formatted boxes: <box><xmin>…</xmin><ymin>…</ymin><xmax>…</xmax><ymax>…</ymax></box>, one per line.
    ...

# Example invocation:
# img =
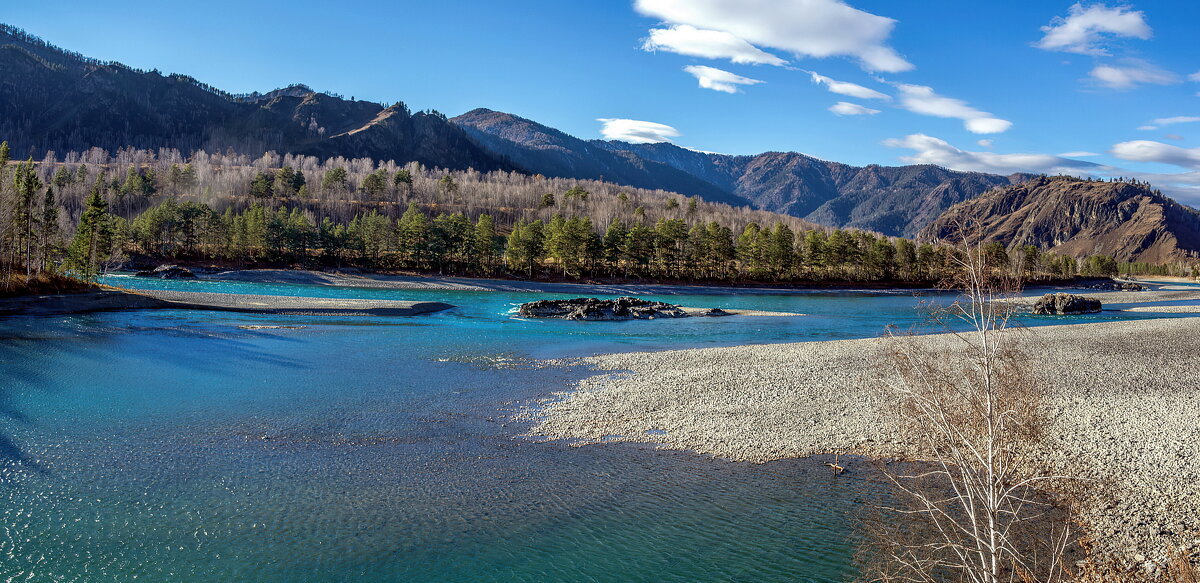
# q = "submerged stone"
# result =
<box><xmin>136</xmin><ymin>264</ymin><xmax>197</xmax><ymax>279</ymax></box>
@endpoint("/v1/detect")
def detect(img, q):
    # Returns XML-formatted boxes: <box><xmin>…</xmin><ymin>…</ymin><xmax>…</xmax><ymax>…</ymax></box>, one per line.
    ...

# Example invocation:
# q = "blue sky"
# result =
<box><xmin>5</xmin><ymin>0</ymin><xmax>1199</xmax><ymax>203</ymax></box>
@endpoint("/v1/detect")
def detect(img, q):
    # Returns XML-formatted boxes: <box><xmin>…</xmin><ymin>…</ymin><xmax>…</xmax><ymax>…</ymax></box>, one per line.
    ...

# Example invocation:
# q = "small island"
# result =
<box><xmin>518</xmin><ymin>297</ymin><xmax>734</xmax><ymax>320</ymax></box>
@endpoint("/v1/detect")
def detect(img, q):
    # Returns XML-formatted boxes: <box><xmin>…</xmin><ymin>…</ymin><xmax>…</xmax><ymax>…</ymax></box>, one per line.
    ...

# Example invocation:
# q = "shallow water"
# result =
<box><xmin>0</xmin><ymin>276</ymin><xmax>1189</xmax><ymax>582</ymax></box>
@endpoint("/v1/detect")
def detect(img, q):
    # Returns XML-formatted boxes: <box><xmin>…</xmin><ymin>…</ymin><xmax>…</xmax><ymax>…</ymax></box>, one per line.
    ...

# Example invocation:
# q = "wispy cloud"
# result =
<box><xmin>883</xmin><ymin>134</ymin><xmax>1097</xmax><ymax>174</ymax></box>
<box><xmin>1137</xmin><ymin>116</ymin><xmax>1200</xmax><ymax>131</ymax></box>
<box><xmin>809</xmin><ymin>72</ymin><xmax>889</xmax><ymax>100</ymax></box>
<box><xmin>1035</xmin><ymin>3</ymin><xmax>1151</xmax><ymax>56</ymax></box>
<box><xmin>894</xmin><ymin>84</ymin><xmax>1012</xmax><ymax>134</ymax></box>
<box><xmin>1110</xmin><ymin>140</ymin><xmax>1200</xmax><ymax>170</ymax></box>
<box><xmin>1089</xmin><ymin>59</ymin><xmax>1179</xmax><ymax>89</ymax></box>
<box><xmin>829</xmin><ymin>101</ymin><xmax>880</xmax><ymax>116</ymax></box>
<box><xmin>596</xmin><ymin>118</ymin><xmax>682</xmax><ymax>143</ymax></box>
<box><xmin>642</xmin><ymin>25</ymin><xmax>786</xmax><ymax>65</ymax></box>
<box><xmin>634</xmin><ymin>0</ymin><xmax>912</xmax><ymax>72</ymax></box>
<box><xmin>683</xmin><ymin>65</ymin><xmax>764</xmax><ymax>93</ymax></box>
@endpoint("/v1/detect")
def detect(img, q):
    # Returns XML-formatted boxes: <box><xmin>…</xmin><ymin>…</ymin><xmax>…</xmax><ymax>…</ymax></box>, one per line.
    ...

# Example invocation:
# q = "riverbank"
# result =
<box><xmin>530</xmin><ymin>287</ymin><xmax>1200</xmax><ymax>565</ymax></box>
<box><xmin>146</xmin><ymin>267</ymin><xmax>1175</xmax><ymax>297</ymax></box>
<box><xmin>186</xmin><ymin>268</ymin><xmax>899</xmax><ymax>295</ymax></box>
<box><xmin>0</xmin><ymin>288</ymin><xmax>454</xmax><ymax>317</ymax></box>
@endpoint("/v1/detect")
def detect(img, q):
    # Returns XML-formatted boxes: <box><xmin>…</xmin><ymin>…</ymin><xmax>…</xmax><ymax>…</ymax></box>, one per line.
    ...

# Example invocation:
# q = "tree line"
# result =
<box><xmin>0</xmin><ymin>140</ymin><xmax>1191</xmax><ymax>290</ymax></box>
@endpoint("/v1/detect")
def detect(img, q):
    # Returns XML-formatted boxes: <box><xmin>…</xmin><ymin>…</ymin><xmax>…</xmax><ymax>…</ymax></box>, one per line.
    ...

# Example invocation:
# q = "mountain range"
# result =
<box><xmin>0</xmin><ymin>25</ymin><xmax>505</xmax><ymax>173</ymax></box>
<box><xmin>1</xmin><ymin>23</ymin><xmax>1026</xmax><ymax>238</ymax></box>
<box><xmin>3</xmin><ymin>23</ymin><xmax>1199</xmax><ymax>263</ymax></box>
<box><xmin>453</xmin><ymin>108</ymin><xmax>1030</xmax><ymax>238</ymax></box>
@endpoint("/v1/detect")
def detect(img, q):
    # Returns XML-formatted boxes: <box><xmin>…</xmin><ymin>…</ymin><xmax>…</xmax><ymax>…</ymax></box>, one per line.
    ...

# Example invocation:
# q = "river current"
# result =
<box><xmin>0</xmin><ymin>275</ymin><xmax>1182</xmax><ymax>582</ymax></box>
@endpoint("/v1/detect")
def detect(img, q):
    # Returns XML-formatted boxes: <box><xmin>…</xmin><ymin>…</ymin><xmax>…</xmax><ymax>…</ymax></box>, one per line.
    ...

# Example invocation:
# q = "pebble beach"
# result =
<box><xmin>532</xmin><ymin>280</ymin><xmax>1200</xmax><ymax>564</ymax></box>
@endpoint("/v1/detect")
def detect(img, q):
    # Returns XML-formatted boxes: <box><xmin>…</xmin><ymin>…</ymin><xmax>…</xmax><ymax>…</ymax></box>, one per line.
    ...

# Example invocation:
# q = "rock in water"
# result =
<box><xmin>136</xmin><ymin>265</ymin><xmax>197</xmax><ymax>279</ymax></box>
<box><xmin>518</xmin><ymin>297</ymin><xmax>691</xmax><ymax>321</ymax></box>
<box><xmin>1032</xmin><ymin>293</ymin><xmax>1102</xmax><ymax>315</ymax></box>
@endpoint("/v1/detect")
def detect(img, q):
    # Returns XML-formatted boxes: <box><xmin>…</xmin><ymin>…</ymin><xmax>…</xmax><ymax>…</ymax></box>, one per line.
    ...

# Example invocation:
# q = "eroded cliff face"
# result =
<box><xmin>923</xmin><ymin>176</ymin><xmax>1200</xmax><ymax>263</ymax></box>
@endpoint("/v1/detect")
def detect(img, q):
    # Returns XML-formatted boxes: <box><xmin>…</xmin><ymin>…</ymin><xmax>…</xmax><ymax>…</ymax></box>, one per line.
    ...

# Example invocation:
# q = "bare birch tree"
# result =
<box><xmin>864</xmin><ymin>236</ymin><xmax>1076</xmax><ymax>583</ymax></box>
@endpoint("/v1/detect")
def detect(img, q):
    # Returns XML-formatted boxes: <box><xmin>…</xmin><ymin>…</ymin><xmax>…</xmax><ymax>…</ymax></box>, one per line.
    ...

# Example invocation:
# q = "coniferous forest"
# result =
<box><xmin>0</xmin><ymin>142</ymin><xmax>1172</xmax><ymax>292</ymax></box>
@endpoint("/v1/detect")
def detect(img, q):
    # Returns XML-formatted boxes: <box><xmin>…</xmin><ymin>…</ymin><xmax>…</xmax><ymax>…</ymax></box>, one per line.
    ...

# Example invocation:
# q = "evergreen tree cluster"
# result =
<box><xmin>0</xmin><ymin>140</ymin><xmax>1194</xmax><ymax>288</ymax></box>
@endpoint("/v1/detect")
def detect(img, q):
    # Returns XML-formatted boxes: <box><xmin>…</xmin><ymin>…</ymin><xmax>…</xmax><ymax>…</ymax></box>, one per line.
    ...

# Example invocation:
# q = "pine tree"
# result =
<box><xmin>65</xmin><ymin>188</ymin><xmax>114</xmax><ymax>281</ymax></box>
<box><xmin>473</xmin><ymin>214</ymin><xmax>499</xmax><ymax>274</ymax></box>
<box><xmin>397</xmin><ymin>202</ymin><xmax>431</xmax><ymax>267</ymax></box>
<box><xmin>40</xmin><ymin>185</ymin><xmax>59</xmax><ymax>272</ymax></box>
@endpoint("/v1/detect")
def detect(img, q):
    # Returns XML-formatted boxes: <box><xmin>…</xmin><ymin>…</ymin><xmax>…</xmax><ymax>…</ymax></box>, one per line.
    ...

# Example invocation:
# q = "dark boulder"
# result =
<box><xmin>1032</xmin><ymin>293</ymin><xmax>1102</xmax><ymax>315</ymax></box>
<box><xmin>518</xmin><ymin>297</ymin><xmax>690</xmax><ymax>321</ymax></box>
<box><xmin>1083</xmin><ymin>278</ymin><xmax>1146</xmax><ymax>292</ymax></box>
<box><xmin>136</xmin><ymin>265</ymin><xmax>197</xmax><ymax>279</ymax></box>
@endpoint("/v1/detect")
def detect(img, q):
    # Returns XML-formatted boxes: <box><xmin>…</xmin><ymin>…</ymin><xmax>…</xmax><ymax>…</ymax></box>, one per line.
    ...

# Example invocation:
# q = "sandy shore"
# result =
<box><xmin>531</xmin><ymin>285</ymin><xmax>1200</xmax><ymax>563</ymax></box>
<box><xmin>0</xmin><ymin>289</ymin><xmax>454</xmax><ymax>317</ymax></box>
<box><xmin>200</xmin><ymin>268</ymin><xmax>921</xmax><ymax>296</ymax></box>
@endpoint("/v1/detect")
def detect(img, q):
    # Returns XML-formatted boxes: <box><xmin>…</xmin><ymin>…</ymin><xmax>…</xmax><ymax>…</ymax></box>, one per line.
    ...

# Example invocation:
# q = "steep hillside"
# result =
<box><xmin>0</xmin><ymin>24</ymin><xmax>506</xmax><ymax>171</ymax></box>
<box><xmin>454</xmin><ymin>114</ymin><xmax>1026</xmax><ymax>237</ymax></box>
<box><xmin>597</xmin><ymin>143</ymin><xmax>1025</xmax><ymax>238</ymax></box>
<box><xmin>923</xmin><ymin>176</ymin><xmax>1200</xmax><ymax>263</ymax></box>
<box><xmin>451</xmin><ymin>109</ymin><xmax>748</xmax><ymax>207</ymax></box>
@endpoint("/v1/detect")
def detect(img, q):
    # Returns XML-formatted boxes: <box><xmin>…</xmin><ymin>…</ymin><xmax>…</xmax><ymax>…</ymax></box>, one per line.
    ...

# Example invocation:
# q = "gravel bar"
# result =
<box><xmin>0</xmin><ymin>289</ymin><xmax>454</xmax><ymax>317</ymax></box>
<box><xmin>532</xmin><ymin>295</ymin><xmax>1200</xmax><ymax>563</ymax></box>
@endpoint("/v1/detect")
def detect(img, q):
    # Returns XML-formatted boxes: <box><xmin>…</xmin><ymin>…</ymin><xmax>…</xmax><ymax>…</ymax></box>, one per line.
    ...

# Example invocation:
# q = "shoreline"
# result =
<box><xmin>529</xmin><ymin>284</ymin><xmax>1200</xmax><ymax>564</ymax></box>
<box><xmin>118</xmin><ymin>266</ymin><xmax>1195</xmax><ymax>298</ymax></box>
<box><xmin>0</xmin><ymin>288</ymin><xmax>454</xmax><ymax>317</ymax></box>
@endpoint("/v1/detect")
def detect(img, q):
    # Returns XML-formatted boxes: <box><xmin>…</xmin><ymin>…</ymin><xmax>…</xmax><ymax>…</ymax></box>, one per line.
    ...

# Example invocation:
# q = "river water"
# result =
<box><xmin>0</xmin><ymin>276</ymin><xmax>1183</xmax><ymax>582</ymax></box>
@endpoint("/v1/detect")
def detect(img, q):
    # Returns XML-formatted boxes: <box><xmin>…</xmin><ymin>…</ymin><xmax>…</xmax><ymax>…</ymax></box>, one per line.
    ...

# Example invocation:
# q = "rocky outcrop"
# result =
<box><xmin>1032</xmin><ymin>293</ymin><xmax>1102</xmax><ymax>315</ymax></box>
<box><xmin>923</xmin><ymin>176</ymin><xmax>1200</xmax><ymax>263</ymax></box>
<box><xmin>135</xmin><ymin>265</ymin><xmax>197</xmax><ymax>279</ymax></box>
<box><xmin>518</xmin><ymin>297</ymin><xmax>693</xmax><ymax>320</ymax></box>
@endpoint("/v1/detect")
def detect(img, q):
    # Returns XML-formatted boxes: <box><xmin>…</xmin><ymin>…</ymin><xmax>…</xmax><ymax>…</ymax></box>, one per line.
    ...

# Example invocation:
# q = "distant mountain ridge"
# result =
<box><xmin>453</xmin><ymin>108</ymin><xmax>1029</xmax><ymax>237</ymax></box>
<box><xmin>923</xmin><ymin>176</ymin><xmax>1200</xmax><ymax>263</ymax></box>
<box><xmin>13</xmin><ymin>22</ymin><xmax>1194</xmax><ymax>254</ymax></box>
<box><xmin>0</xmin><ymin>24</ymin><xmax>508</xmax><ymax>172</ymax></box>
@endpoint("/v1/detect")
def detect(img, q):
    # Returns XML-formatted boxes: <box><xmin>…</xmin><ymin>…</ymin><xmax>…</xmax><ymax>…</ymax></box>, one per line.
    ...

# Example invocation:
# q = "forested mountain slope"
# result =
<box><xmin>450</xmin><ymin>109</ymin><xmax>749</xmax><ymax>207</ymax></box>
<box><xmin>0</xmin><ymin>24</ymin><xmax>507</xmax><ymax>172</ymax></box>
<box><xmin>453</xmin><ymin>110</ymin><xmax>1027</xmax><ymax>237</ymax></box>
<box><xmin>923</xmin><ymin>176</ymin><xmax>1200</xmax><ymax>263</ymax></box>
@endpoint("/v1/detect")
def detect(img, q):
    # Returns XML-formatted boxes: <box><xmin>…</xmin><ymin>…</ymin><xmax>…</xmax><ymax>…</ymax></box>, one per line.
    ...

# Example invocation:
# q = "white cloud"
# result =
<box><xmin>894</xmin><ymin>84</ymin><xmax>1012</xmax><ymax>134</ymax></box>
<box><xmin>829</xmin><ymin>101</ymin><xmax>880</xmax><ymax>116</ymax></box>
<box><xmin>597</xmin><ymin>118</ymin><xmax>682</xmax><ymax>143</ymax></box>
<box><xmin>634</xmin><ymin>0</ymin><xmax>913</xmax><ymax>72</ymax></box>
<box><xmin>885</xmin><ymin>135</ymin><xmax>1200</xmax><ymax>206</ymax></box>
<box><xmin>883</xmin><ymin>134</ymin><xmax>1098</xmax><ymax>174</ymax></box>
<box><xmin>965</xmin><ymin>118</ymin><xmax>1014</xmax><ymax>134</ymax></box>
<box><xmin>977</xmin><ymin>139</ymin><xmax>993</xmax><ymax>148</ymax></box>
<box><xmin>1089</xmin><ymin>60</ymin><xmax>1179</xmax><ymax>89</ymax></box>
<box><xmin>809</xmin><ymin>72</ymin><xmax>889</xmax><ymax>100</ymax></box>
<box><xmin>641</xmin><ymin>25</ymin><xmax>787</xmax><ymax>65</ymax></box>
<box><xmin>1058</xmin><ymin>151</ymin><xmax>1100</xmax><ymax>157</ymax></box>
<box><xmin>682</xmin><ymin>65</ymin><xmax>764</xmax><ymax>93</ymax></box>
<box><xmin>1110</xmin><ymin>140</ymin><xmax>1200</xmax><ymax>169</ymax></box>
<box><xmin>1035</xmin><ymin>3</ymin><xmax>1151</xmax><ymax>56</ymax></box>
<box><xmin>1191</xmin><ymin>71</ymin><xmax>1200</xmax><ymax>82</ymax></box>
<box><xmin>1137</xmin><ymin>116</ymin><xmax>1200</xmax><ymax>130</ymax></box>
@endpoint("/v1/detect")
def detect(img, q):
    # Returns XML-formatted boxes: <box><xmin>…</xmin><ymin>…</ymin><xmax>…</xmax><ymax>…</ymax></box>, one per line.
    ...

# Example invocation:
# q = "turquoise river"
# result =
<box><xmin>0</xmin><ymin>275</ymin><xmax>1188</xmax><ymax>582</ymax></box>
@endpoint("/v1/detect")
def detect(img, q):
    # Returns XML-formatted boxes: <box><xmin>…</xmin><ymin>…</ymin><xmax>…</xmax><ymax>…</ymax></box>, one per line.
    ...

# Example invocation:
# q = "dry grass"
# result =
<box><xmin>0</xmin><ymin>270</ymin><xmax>94</xmax><ymax>298</ymax></box>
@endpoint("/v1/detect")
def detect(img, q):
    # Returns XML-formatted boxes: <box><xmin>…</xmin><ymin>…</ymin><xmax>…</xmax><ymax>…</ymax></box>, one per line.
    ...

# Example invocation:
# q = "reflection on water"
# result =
<box><xmin>0</xmin><ymin>276</ymin><xmax>1191</xmax><ymax>582</ymax></box>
